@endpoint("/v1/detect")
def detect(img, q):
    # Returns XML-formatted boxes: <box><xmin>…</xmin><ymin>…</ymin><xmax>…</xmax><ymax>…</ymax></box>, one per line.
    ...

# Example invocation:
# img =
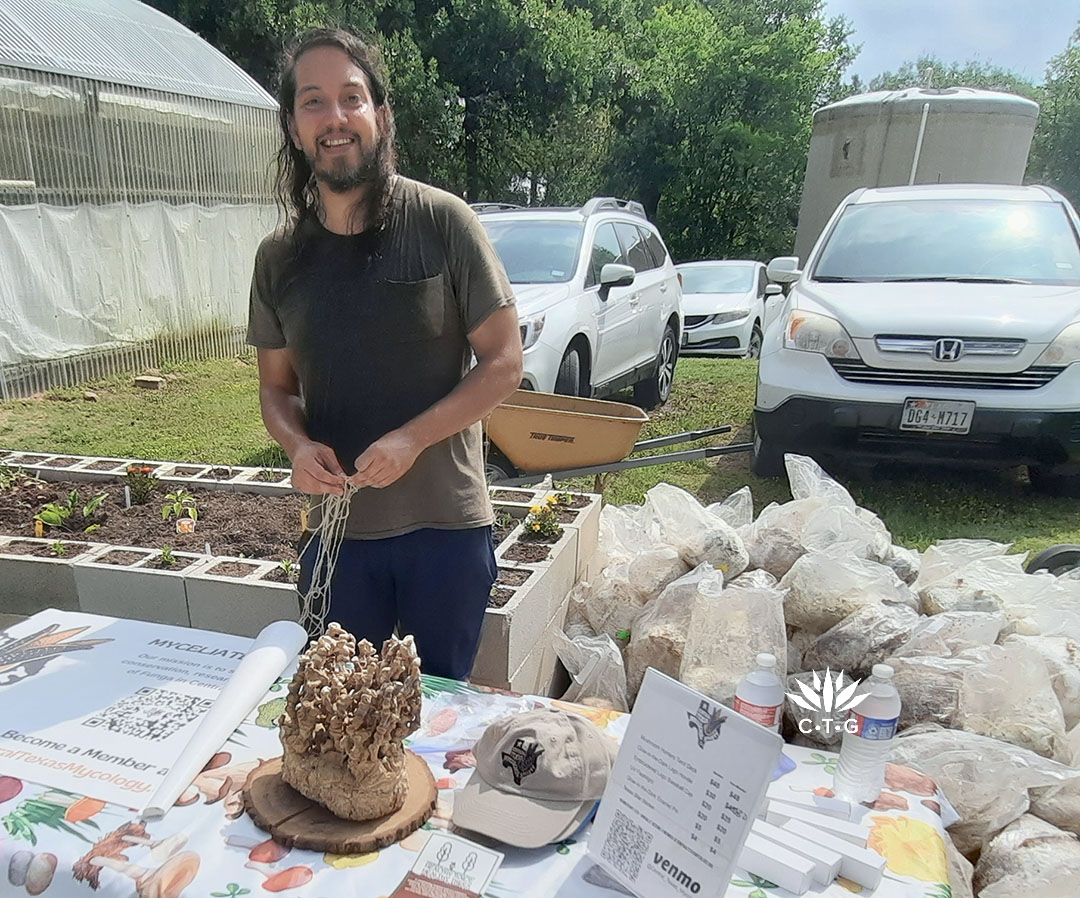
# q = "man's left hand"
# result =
<box><xmin>349</xmin><ymin>429</ymin><xmax>423</xmax><ymax>489</ymax></box>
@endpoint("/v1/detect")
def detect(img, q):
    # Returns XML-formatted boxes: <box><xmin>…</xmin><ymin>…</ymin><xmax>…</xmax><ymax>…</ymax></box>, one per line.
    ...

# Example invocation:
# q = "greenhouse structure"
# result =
<box><xmin>0</xmin><ymin>0</ymin><xmax>280</xmax><ymax>398</ymax></box>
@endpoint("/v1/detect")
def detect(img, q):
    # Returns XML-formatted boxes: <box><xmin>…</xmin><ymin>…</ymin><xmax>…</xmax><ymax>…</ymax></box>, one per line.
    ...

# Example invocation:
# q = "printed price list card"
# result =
<box><xmin>589</xmin><ymin>670</ymin><xmax>782</xmax><ymax>898</ymax></box>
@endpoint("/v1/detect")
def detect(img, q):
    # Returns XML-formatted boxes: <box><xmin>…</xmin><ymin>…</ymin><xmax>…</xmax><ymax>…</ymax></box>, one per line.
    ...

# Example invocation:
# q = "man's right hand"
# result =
<box><xmin>290</xmin><ymin>440</ymin><xmax>347</xmax><ymax>495</ymax></box>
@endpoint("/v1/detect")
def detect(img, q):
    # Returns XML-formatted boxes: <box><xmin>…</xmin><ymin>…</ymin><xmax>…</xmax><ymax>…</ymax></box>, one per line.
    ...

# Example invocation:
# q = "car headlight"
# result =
<box><xmin>519</xmin><ymin>313</ymin><xmax>546</xmax><ymax>350</ymax></box>
<box><xmin>1036</xmin><ymin>321</ymin><xmax>1080</xmax><ymax>366</ymax></box>
<box><xmin>784</xmin><ymin>309</ymin><xmax>858</xmax><ymax>359</ymax></box>
<box><xmin>710</xmin><ymin>310</ymin><xmax>750</xmax><ymax>324</ymax></box>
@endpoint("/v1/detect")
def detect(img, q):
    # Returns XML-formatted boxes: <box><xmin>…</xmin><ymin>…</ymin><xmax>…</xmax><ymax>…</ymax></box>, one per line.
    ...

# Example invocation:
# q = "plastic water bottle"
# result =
<box><xmin>832</xmin><ymin>663</ymin><xmax>902</xmax><ymax>803</ymax></box>
<box><xmin>734</xmin><ymin>653</ymin><xmax>784</xmax><ymax>731</ymax></box>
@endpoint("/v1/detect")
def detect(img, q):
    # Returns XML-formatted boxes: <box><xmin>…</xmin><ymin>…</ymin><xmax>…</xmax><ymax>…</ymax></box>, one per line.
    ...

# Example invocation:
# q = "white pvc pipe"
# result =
<box><xmin>909</xmin><ymin>102</ymin><xmax>931</xmax><ymax>185</ymax></box>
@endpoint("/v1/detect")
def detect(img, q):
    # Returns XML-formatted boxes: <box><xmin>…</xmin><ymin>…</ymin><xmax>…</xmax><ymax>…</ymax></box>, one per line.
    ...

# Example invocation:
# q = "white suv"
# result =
<box><xmin>754</xmin><ymin>184</ymin><xmax>1080</xmax><ymax>496</ymax></box>
<box><xmin>476</xmin><ymin>198</ymin><xmax>683</xmax><ymax>408</ymax></box>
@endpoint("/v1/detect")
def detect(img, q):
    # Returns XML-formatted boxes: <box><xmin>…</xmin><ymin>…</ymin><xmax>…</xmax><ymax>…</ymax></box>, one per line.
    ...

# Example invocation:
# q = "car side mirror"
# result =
<box><xmin>600</xmin><ymin>262</ymin><xmax>635</xmax><ymax>290</ymax></box>
<box><xmin>766</xmin><ymin>256</ymin><xmax>801</xmax><ymax>284</ymax></box>
<box><xmin>764</xmin><ymin>283</ymin><xmax>783</xmax><ymax>298</ymax></box>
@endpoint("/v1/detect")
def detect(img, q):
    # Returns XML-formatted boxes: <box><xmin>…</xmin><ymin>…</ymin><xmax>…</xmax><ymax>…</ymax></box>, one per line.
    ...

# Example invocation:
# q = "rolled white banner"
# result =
<box><xmin>140</xmin><ymin>620</ymin><xmax>308</xmax><ymax>818</ymax></box>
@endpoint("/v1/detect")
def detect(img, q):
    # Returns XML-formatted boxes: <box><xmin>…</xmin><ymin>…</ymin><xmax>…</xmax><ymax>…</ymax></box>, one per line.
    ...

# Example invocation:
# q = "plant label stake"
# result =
<box><xmin>176</xmin><ymin>518</ymin><xmax>196</xmax><ymax>535</ymax></box>
<box><xmin>124</xmin><ymin>486</ymin><xmax>132</xmax><ymax>509</ymax></box>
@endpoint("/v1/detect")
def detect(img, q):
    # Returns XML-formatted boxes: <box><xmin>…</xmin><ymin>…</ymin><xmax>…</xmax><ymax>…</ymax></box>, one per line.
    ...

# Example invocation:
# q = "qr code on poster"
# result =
<box><xmin>82</xmin><ymin>687</ymin><xmax>212</xmax><ymax>741</ymax></box>
<box><xmin>600</xmin><ymin>809</ymin><xmax>653</xmax><ymax>882</ymax></box>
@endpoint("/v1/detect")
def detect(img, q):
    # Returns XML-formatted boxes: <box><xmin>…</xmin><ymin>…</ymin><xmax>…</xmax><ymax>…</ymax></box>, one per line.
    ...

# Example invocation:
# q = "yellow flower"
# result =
<box><xmin>546</xmin><ymin>495</ymin><xmax>558</xmax><ymax>505</ymax></box>
<box><xmin>868</xmin><ymin>815</ymin><xmax>948</xmax><ymax>883</ymax></box>
<box><xmin>532</xmin><ymin>523</ymin><xmax>541</xmax><ymax>531</ymax></box>
<box><xmin>324</xmin><ymin>850</ymin><xmax>379</xmax><ymax>869</ymax></box>
<box><xmin>530</xmin><ymin>505</ymin><xmax>543</xmax><ymax>514</ymax></box>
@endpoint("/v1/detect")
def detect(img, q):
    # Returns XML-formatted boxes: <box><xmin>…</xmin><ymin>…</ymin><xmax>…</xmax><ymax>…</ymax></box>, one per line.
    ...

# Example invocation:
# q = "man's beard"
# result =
<box><xmin>307</xmin><ymin>133</ymin><xmax>386</xmax><ymax>194</ymax></box>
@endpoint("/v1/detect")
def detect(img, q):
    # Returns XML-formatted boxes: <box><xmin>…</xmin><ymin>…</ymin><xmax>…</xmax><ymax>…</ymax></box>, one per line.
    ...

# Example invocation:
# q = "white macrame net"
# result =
<box><xmin>296</xmin><ymin>484</ymin><xmax>358</xmax><ymax>635</ymax></box>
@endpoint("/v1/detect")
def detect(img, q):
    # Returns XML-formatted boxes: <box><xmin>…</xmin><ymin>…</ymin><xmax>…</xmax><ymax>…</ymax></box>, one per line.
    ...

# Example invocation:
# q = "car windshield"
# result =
<box><xmin>481</xmin><ymin>219</ymin><xmax>584</xmax><ymax>284</ymax></box>
<box><xmin>813</xmin><ymin>198</ymin><xmax>1080</xmax><ymax>286</ymax></box>
<box><xmin>678</xmin><ymin>264</ymin><xmax>756</xmax><ymax>293</ymax></box>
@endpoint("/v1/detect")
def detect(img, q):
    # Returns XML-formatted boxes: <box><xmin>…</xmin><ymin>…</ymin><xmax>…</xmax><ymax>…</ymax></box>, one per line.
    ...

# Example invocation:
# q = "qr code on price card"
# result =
<box><xmin>600</xmin><ymin>809</ymin><xmax>653</xmax><ymax>882</ymax></box>
<box><xmin>81</xmin><ymin>687</ymin><xmax>212</xmax><ymax>741</ymax></box>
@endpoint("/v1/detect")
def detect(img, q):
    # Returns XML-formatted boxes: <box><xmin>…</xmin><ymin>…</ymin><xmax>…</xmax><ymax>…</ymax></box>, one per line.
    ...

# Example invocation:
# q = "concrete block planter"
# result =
<box><xmin>540</xmin><ymin>490</ymin><xmax>602</xmax><ymax>581</ymax></box>
<box><xmin>185</xmin><ymin>558</ymin><xmax>300</xmax><ymax>638</ymax></box>
<box><xmin>473</xmin><ymin>523</ymin><xmax>577</xmax><ymax>689</ymax></box>
<box><xmin>0</xmin><ymin>536</ymin><xmax>106</xmax><ymax>614</ymax></box>
<box><xmin>502</xmin><ymin>596</ymin><xmax>572</xmax><ymax>695</ymax></box>
<box><xmin>73</xmin><ymin>546</ymin><xmax>208</xmax><ymax>626</ymax></box>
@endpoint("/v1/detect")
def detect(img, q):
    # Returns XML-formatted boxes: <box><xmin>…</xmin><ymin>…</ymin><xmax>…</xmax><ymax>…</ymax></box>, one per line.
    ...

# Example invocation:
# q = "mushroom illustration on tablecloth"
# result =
<box><xmin>71</xmin><ymin>821</ymin><xmax>200</xmax><ymax>897</ymax></box>
<box><xmin>224</xmin><ymin>832</ymin><xmax>314</xmax><ymax>892</ymax></box>
<box><xmin>174</xmin><ymin>751</ymin><xmax>267</xmax><ymax>819</ymax></box>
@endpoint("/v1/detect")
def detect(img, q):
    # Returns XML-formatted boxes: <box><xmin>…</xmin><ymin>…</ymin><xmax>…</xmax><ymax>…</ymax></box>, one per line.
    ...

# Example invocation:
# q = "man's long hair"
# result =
<box><xmin>274</xmin><ymin>28</ymin><xmax>398</xmax><ymax>235</ymax></box>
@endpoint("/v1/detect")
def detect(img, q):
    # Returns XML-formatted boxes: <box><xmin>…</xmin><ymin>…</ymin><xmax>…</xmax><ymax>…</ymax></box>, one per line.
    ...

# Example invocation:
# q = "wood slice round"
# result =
<box><xmin>243</xmin><ymin>751</ymin><xmax>437</xmax><ymax>853</ymax></box>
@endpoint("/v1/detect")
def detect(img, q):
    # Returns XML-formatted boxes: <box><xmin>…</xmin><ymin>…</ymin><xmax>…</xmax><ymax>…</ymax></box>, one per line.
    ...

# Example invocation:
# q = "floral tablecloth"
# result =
<box><xmin>0</xmin><ymin>675</ymin><xmax>955</xmax><ymax>898</ymax></box>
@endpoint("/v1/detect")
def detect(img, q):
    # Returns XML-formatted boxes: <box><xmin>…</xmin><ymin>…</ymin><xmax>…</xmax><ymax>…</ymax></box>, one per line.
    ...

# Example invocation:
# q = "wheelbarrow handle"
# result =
<box><xmin>632</xmin><ymin>426</ymin><xmax>733</xmax><ymax>451</ymax></box>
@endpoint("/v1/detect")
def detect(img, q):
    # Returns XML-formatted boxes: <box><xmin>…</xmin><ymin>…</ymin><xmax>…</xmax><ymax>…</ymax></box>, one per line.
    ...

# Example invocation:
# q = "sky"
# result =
<box><xmin>822</xmin><ymin>0</ymin><xmax>1079</xmax><ymax>85</ymax></box>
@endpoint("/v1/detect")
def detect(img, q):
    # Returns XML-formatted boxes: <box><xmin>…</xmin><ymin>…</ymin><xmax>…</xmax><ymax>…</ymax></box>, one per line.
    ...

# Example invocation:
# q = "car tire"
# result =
<box><xmin>484</xmin><ymin>445</ymin><xmax>517</xmax><ymax>483</ymax></box>
<box><xmin>1026</xmin><ymin>544</ymin><xmax>1080</xmax><ymax>576</ymax></box>
<box><xmin>750</xmin><ymin>431</ymin><xmax>786</xmax><ymax>478</ymax></box>
<box><xmin>745</xmin><ymin>323</ymin><xmax>763</xmax><ymax>360</ymax></box>
<box><xmin>1029</xmin><ymin>463</ymin><xmax>1080</xmax><ymax>498</ymax></box>
<box><xmin>554</xmin><ymin>346</ymin><xmax>584</xmax><ymax>397</ymax></box>
<box><xmin>633</xmin><ymin>324</ymin><xmax>678</xmax><ymax>409</ymax></box>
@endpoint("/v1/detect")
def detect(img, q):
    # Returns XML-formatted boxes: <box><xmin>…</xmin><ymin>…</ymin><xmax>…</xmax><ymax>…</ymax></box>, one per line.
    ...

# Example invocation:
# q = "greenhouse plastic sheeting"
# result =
<box><xmin>0</xmin><ymin>201</ymin><xmax>276</xmax><ymax>362</ymax></box>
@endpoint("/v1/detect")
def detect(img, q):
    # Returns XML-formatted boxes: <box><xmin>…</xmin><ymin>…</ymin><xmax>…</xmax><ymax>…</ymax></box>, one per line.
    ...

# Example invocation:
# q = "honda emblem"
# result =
<box><xmin>933</xmin><ymin>338</ymin><xmax>964</xmax><ymax>362</ymax></box>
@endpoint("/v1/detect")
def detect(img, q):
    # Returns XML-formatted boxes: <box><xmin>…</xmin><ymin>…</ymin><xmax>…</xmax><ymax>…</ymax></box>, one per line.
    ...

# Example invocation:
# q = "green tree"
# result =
<box><xmin>868</xmin><ymin>54</ymin><xmax>1041</xmax><ymax>99</ymax></box>
<box><xmin>1030</xmin><ymin>27</ymin><xmax>1080</xmax><ymax>205</ymax></box>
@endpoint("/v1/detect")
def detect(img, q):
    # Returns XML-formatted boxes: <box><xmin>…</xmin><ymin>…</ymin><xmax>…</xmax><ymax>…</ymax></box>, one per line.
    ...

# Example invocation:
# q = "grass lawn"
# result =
<box><xmin>0</xmin><ymin>355</ymin><xmax>1076</xmax><ymax>556</ymax></box>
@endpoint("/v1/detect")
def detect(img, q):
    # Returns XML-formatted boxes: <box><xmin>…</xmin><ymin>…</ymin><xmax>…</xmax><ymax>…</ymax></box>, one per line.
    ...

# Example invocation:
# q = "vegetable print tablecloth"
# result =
<box><xmin>0</xmin><ymin>674</ymin><xmax>956</xmax><ymax>898</ymax></box>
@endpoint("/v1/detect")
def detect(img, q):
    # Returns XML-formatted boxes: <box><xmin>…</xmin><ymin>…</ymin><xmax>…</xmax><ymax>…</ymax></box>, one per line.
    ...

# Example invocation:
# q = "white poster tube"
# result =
<box><xmin>140</xmin><ymin>620</ymin><xmax>308</xmax><ymax>818</ymax></box>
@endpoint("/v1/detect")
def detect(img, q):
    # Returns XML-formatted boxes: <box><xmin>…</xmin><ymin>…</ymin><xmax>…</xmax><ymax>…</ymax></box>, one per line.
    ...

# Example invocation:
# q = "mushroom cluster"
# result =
<box><xmin>279</xmin><ymin>623</ymin><xmax>423</xmax><ymax>821</ymax></box>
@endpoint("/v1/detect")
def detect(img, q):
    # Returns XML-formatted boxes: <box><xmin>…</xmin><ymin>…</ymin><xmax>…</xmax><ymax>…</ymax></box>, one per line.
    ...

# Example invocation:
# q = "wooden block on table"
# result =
<box><xmin>781</xmin><ymin>819</ymin><xmax>886</xmax><ymax>890</ymax></box>
<box><xmin>738</xmin><ymin>831</ymin><xmax>814</xmax><ymax>895</ymax></box>
<box><xmin>765</xmin><ymin>801</ymin><xmax>867</xmax><ymax>846</ymax></box>
<box><xmin>765</xmin><ymin>780</ymin><xmax>853</xmax><ymax>820</ymax></box>
<box><xmin>751</xmin><ymin>818</ymin><xmax>842</xmax><ymax>886</ymax></box>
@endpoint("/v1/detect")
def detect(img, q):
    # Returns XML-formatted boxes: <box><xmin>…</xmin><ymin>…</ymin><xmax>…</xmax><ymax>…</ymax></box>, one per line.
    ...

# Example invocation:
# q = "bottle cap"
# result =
<box><xmin>756</xmin><ymin>653</ymin><xmax>776</xmax><ymax>669</ymax></box>
<box><xmin>872</xmin><ymin>663</ymin><xmax>894</xmax><ymax>680</ymax></box>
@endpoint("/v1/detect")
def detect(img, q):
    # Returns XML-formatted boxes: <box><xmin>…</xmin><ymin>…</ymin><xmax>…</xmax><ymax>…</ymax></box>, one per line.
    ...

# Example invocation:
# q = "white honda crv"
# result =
<box><xmin>754</xmin><ymin>183</ymin><xmax>1080</xmax><ymax>496</ymax></box>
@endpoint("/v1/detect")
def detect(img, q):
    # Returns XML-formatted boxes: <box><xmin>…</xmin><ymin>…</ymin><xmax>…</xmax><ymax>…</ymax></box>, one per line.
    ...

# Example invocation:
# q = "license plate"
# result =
<box><xmin>900</xmin><ymin>399</ymin><xmax>975</xmax><ymax>434</ymax></box>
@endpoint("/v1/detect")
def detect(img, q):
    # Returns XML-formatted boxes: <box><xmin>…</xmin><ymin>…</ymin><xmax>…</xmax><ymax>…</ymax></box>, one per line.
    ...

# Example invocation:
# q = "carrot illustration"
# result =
<box><xmin>65</xmin><ymin>797</ymin><xmax>106</xmax><ymax>823</ymax></box>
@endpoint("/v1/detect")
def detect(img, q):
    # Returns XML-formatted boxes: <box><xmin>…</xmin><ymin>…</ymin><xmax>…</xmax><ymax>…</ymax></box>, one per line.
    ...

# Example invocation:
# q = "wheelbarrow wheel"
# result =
<box><xmin>484</xmin><ymin>446</ymin><xmax>517</xmax><ymax>483</ymax></box>
<box><xmin>1026</xmin><ymin>544</ymin><xmax>1080</xmax><ymax>577</ymax></box>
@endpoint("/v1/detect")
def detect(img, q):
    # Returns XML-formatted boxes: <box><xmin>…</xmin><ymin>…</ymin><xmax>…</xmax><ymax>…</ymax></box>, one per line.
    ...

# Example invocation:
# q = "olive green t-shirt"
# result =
<box><xmin>246</xmin><ymin>176</ymin><xmax>516</xmax><ymax>539</ymax></box>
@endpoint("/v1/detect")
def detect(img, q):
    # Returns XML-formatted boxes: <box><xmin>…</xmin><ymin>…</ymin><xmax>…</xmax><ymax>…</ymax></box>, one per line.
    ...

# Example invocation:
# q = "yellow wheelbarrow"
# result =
<box><xmin>484</xmin><ymin>390</ymin><xmax>749</xmax><ymax>485</ymax></box>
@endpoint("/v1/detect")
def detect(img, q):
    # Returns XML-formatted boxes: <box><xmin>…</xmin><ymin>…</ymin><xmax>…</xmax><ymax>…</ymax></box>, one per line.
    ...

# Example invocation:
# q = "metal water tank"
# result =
<box><xmin>793</xmin><ymin>87</ymin><xmax>1039</xmax><ymax>263</ymax></box>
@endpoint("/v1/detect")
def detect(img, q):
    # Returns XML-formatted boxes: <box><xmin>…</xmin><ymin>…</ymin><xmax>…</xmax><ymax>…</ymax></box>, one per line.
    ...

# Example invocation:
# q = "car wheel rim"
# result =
<box><xmin>748</xmin><ymin>332</ymin><xmax>761</xmax><ymax>358</ymax></box>
<box><xmin>658</xmin><ymin>333</ymin><xmax>675</xmax><ymax>398</ymax></box>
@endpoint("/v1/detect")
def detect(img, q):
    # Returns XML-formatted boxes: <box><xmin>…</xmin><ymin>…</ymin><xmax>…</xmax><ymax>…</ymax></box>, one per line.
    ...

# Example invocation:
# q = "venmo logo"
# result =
<box><xmin>653</xmin><ymin>852</ymin><xmax>701</xmax><ymax>894</ymax></box>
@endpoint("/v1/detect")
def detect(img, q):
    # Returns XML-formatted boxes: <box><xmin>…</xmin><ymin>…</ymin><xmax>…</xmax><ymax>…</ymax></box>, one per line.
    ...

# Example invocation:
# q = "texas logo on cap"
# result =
<box><xmin>453</xmin><ymin>707</ymin><xmax>618</xmax><ymax>849</ymax></box>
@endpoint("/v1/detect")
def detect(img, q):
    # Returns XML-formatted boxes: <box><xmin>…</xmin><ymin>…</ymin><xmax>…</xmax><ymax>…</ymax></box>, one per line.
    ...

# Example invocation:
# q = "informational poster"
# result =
<box><xmin>588</xmin><ymin>669</ymin><xmax>783</xmax><ymax>898</ymax></box>
<box><xmin>0</xmin><ymin>609</ymin><xmax>252</xmax><ymax>808</ymax></box>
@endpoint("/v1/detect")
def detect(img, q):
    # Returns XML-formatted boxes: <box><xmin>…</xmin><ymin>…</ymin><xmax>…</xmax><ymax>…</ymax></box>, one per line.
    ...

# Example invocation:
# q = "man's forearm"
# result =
<box><xmin>400</xmin><ymin>352</ymin><xmax>520</xmax><ymax>451</ymax></box>
<box><xmin>259</xmin><ymin>384</ymin><xmax>312</xmax><ymax>460</ymax></box>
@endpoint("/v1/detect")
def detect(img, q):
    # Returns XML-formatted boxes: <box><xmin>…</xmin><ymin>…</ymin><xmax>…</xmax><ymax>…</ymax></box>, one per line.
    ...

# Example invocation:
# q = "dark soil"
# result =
<box><xmin>144</xmin><ymin>556</ymin><xmax>199</xmax><ymax>572</ymax></box>
<box><xmin>502</xmin><ymin>543</ymin><xmax>551</xmax><ymax>563</ymax></box>
<box><xmin>517</xmin><ymin>528</ymin><xmax>561</xmax><ymax>544</ymax></box>
<box><xmin>206</xmin><ymin>561</ymin><xmax>259</xmax><ymax>577</ymax></box>
<box><xmin>553</xmin><ymin>507</ymin><xmax>579</xmax><ymax>523</ymax></box>
<box><xmin>492</xmin><ymin>517</ymin><xmax>518</xmax><ymax>546</ymax></box>
<box><xmin>0</xmin><ymin>477</ymin><xmax>303</xmax><ymax>562</ymax></box>
<box><xmin>496</xmin><ymin>568</ymin><xmax>531</xmax><ymax>586</ymax></box>
<box><xmin>84</xmin><ymin>459</ymin><xmax>126</xmax><ymax>471</ymax></box>
<box><xmin>491</xmin><ymin>489</ymin><xmax>534</xmax><ymax>502</ymax></box>
<box><xmin>200</xmin><ymin>467</ymin><xmax>235</xmax><ymax>480</ymax></box>
<box><xmin>557</xmin><ymin>494</ymin><xmax>591</xmax><ymax>509</ymax></box>
<box><xmin>97</xmin><ymin>549</ymin><xmax>151</xmax><ymax>566</ymax></box>
<box><xmin>171</xmin><ymin>466</ymin><xmax>205</xmax><ymax>476</ymax></box>
<box><xmin>3</xmin><ymin>540</ymin><xmax>92</xmax><ymax>559</ymax></box>
<box><xmin>7</xmin><ymin>454</ymin><xmax>48</xmax><ymax>464</ymax></box>
<box><xmin>488</xmin><ymin>587</ymin><xmax>516</xmax><ymax>608</ymax></box>
<box><xmin>261</xmin><ymin>566</ymin><xmax>299</xmax><ymax>584</ymax></box>
<box><xmin>254</xmin><ymin>470</ymin><xmax>290</xmax><ymax>483</ymax></box>
<box><xmin>42</xmin><ymin>457</ymin><xmax>81</xmax><ymax>467</ymax></box>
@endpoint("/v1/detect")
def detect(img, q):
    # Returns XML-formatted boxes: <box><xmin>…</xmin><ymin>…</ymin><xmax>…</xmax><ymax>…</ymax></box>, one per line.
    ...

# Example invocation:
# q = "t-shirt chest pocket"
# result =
<box><xmin>380</xmin><ymin>273</ymin><xmax>447</xmax><ymax>343</ymax></box>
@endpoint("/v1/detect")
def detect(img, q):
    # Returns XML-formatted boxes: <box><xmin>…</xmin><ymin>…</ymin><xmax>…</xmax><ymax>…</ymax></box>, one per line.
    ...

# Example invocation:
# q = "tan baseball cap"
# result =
<box><xmin>452</xmin><ymin>707</ymin><xmax>618</xmax><ymax>848</ymax></box>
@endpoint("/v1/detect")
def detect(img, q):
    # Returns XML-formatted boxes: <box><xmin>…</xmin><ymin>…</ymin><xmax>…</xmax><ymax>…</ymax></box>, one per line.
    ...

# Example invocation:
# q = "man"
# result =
<box><xmin>246</xmin><ymin>28</ymin><xmax>523</xmax><ymax>680</ymax></box>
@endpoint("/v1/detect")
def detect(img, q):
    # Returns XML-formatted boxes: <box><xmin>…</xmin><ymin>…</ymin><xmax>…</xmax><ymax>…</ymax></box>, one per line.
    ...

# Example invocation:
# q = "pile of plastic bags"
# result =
<box><xmin>550</xmin><ymin>453</ymin><xmax>1080</xmax><ymax>895</ymax></box>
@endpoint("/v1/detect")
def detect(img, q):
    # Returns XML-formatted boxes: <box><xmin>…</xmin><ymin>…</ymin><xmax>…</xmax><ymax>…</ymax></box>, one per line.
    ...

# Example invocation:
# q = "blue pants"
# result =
<box><xmin>299</xmin><ymin>526</ymin><xmax>497</xmax><ymax>680</ymax></box>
